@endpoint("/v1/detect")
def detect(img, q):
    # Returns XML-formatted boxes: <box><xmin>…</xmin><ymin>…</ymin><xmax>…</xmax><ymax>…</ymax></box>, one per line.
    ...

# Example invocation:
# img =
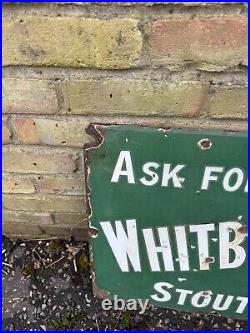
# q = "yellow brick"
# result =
<box><xmin>62</xmin><ymin>80</ymin><xmax>209</xmax><ymax>117</ymax></box>
<box><xmin>2</xmin><ymin>146</ymin><xmax>80</xmax><ymax>174</ymax></box>
<box><xmin>3</xmin><ymin>17</ymin><xmax>142</xmax><ymax>69</ymax></box>
<box><xmin>210</xmin><ymin>87</ymin><xmax>248</xmax><ymax>119</ymax></box>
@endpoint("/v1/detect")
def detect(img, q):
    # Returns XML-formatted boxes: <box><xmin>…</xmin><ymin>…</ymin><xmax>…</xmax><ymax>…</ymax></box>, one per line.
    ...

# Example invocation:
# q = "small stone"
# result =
<box><xmin>197</xmin><ymin>319</ymin><xmax>206</xmax><ymax>329</ymax></box>
<box><xmin>227</xmin><ymin>318</ymin><xmax>234</xmax><ymax>324</ymax></box>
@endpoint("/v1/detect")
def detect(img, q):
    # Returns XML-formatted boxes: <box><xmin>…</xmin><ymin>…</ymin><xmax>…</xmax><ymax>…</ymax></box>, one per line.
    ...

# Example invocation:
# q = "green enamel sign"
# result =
<box><xmin>86</xmin><ymin>125</ymin><xmax>248</xmax><ymax>319</ymax></box>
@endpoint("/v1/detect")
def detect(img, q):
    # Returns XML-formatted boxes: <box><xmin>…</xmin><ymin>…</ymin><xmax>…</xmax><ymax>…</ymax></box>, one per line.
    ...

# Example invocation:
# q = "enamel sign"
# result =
<box><xmin>86</xmin><ymin>125</ymin><xmax>248</xmax><ymax>319</ymax></box>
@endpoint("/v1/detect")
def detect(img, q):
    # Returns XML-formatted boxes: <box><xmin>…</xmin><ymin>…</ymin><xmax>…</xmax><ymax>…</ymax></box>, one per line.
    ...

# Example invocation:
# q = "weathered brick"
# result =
<box><xmin>40</xmin><ymin>2</ymin><xmax>246</xmax><ymax>6</ymax></box>
<box><xmin>2</xmin><ymin>116</ymin><xmax>12</xmax><ymax>144</ymax></box>
<box><xmin>41</xmin><ymin>224</ymin><xmax>89</xmax><ymax>241</ymax></box>
<box><xmin>209</xmin><ymin>86</ymin><xmax>248</xmax><ymax>119</ymax></box>
<box><xmin>62</xmin><ymin>80</ymin><xmax>208</xmax><ymax>116</ymax></box>
<box><xmin>2</xmin><ymin>210</ymin><xmax>54</xmax><ymax>224</ymax></box>
<box><xmin>2</xmin><ymin>210</ymin><xmax>87</xmax><ymax>226</ymax></box>
<box><xmin>2</xmin><ymin>173</ymin><xmax>85</xmax><ymax>195</ymax></box>
<box><xmin>3</xmin><ymin>223</ymin><xmax>52</xmax><ymax>238</ymax></box>
<box><xmin>2</xmin><ymin>194</ymin><xmax>85</xmax><ymax>212</ymax></box>
<box><xmin>12</xmin><ymin>117</ymin><xmax>92</xmax><ymax>147</ymax></box>
<box><xmin>3</xmin><ymin>223</ymin><xmax>89</xmax><ymax>241</ymax></box>
<box><xmin>2</xmin><ymin>78</ymin><xmax>58</xmax><ymax>114</ymax></box>
<box><xmin>3</xmin><ymin>17</ymin><xmax>142</xmax><ymax>69</ymax></box>
<box><xmin>149</xmin><ymin>17</ymin><xmax>247</xmax><ymax>71</ymax></box>
<box><xmin>36</xmin><ymin>175</ymin><xmax>85</xmax><ymax>195</ymax></box>
<box><xmin>2</xmin><ymin>174</ymin><xmax>36</xmax><ymax>194</ymax></box>
<box><xmin>54</xmin><ymin>212</ymin><xmax>87</xmax><ymax>225</ymax></box>
<box><xmin>2</xmin><ymin>146</ymin><xmax>80</xmax><ymax>174</ymax></box>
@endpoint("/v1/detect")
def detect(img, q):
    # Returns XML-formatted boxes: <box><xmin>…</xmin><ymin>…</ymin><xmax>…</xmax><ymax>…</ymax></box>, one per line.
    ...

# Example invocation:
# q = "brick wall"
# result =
<box><xmin>2</xmin><ymin>2</ymin><xmax>248</xmax><ymax>240</ymax></box>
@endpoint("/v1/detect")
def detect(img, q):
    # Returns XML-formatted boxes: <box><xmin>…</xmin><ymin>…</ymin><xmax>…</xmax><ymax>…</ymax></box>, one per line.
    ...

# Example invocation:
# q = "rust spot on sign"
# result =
<box><xmin>197</xmin><ymin>138</ymin><xmax>213</xmax><ymax>150</ymax></box>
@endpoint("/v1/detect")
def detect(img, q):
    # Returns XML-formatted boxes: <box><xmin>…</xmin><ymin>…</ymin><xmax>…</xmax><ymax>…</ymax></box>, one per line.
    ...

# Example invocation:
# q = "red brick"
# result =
<box><xmin>149</xmin><ymin>17</ymin><xmax>247</xmax><ymax>71</ymax></box>
<box><xmin>12</xmin><ymin>117</ymin><xmax>92</xmax><ymax>147</ymax></box>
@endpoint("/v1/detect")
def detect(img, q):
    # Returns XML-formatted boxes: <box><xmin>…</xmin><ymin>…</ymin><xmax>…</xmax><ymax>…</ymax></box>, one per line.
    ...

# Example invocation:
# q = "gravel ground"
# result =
<box><xmin>2</xmin><ymin>236</ymin><xmax>248</xmax><ymax>331</ymax></box>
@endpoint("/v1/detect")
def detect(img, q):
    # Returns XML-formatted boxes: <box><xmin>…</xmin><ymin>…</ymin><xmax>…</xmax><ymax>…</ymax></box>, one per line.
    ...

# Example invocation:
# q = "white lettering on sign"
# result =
<box><xmin>161</xmin><ymin>164</ymin><xmax>186</xmax><ymax>188</ymax></box>
<box><xmin>201</xmin><ymin>166</ymin><xmax>224</xmax><ymax>190</ymax></box>
<box><xmin>111</xmin><ymin>151</ymin><xmax>186</xmax><ymax>189</ymax></box>
<box><xmin>99</xmin><ymin>219</ymin><xmax>247</xmax><ymax>273</ymax></box>
<box><xmin>140</xmin><ymin>162</ymin><xmax>160</xmax><ymax>186</ymax></box>
<box><xmin>143</xmin><ymin>227</ymin><xmax>174</xmax><ymax>272</ymax></box>
<box><xmin>219</xmin><ymin>222</ymin><xmax>247</xmax><ymax>269</ymax></box>
<box><xmin>189</xmin><ymin>224</ymin><xmax>215</xmax><ymax>270</ymax></box>
<box><xmin>150</xmin><ymin>282</ymin><xmax>248</xmax><ymax>314</ymax></box>
<box><xmin>201</xmin><ymin>166</ymin><xmax>248</xmax><ymax>192</ymax></box>
<box><xmin>111</xmin><ymin>151</ymin><xmax>248</xmax><ymax>192</ymax></box>
<box><xmin>100</xmin><ymin>219</ymin><xmax>141</xmax><ymax>272</ymax></box>
<box><xmin>111</xmin><ymin>151</ymin><xmax>135</xmax><ymax>184</ymax></box>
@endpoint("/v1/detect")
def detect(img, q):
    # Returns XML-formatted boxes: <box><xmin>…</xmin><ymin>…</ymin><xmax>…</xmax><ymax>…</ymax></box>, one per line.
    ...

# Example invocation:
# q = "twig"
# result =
<box><xmin>2</xmin><ymin>269</ymin><xmax>8</xmax><ymax>275</ymax></box>
<box><xmin>22</xmin><ymin>237</ymin><xmax>59</xmax><ymax>241</ymax></box>
<box><xmin>2</xmin><ymin>262</ymin><xmax>12</xmax><ymax>268</ymax></box>
<box><xmin>45</xmin><ymin>256</ymin><xmax>65</xmax><ymax>269</ymax></box>
<box><xmin>73</xmin><ymin>258</ymin><xmax>77</xmax><ymax>272</ymax></box>
<box><xmin>95</xmin><ymin>318</ymin><xmax>100</xmax><ymax>331</ymax></box>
